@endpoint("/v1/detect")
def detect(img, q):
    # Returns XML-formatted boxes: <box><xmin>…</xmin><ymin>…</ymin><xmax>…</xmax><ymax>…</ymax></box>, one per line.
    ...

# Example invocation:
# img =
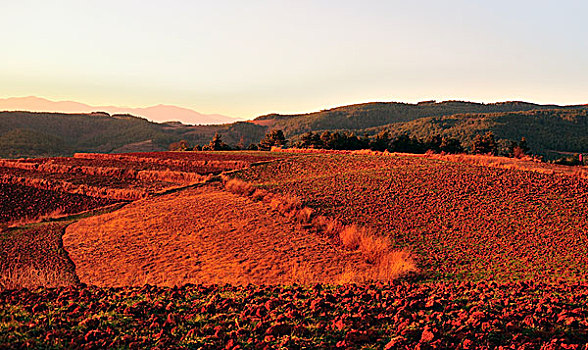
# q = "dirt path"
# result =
<box><xmin>63</xmin><ymin>185</ymin><xmax>368</xmax><ymax>286</ymax></box>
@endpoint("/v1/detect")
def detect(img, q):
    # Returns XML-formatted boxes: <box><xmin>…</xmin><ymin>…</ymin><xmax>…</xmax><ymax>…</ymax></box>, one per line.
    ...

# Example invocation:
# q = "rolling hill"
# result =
<box><xmin>0</xmin><ymin>111</ymin><xmax>266</xmax><ymax>158</ymax></box>
<box><xmin>368</xmin><ymin>108</ymin><xmax>588</xmax><ymax>156</ymax></box>
<box><xmin>1</xmin><ymin>100</ymin><xmax>587</xmax><ymax>158</ymax></box>
<box><xmin>252</xmin><ymin>100</ymin><xmax>582</xmax><ymax>134</ymax></box>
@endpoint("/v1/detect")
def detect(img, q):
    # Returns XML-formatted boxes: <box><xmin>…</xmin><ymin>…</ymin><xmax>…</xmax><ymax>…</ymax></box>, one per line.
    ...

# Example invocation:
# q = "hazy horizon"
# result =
<box><xmin>2</xmin><ymin>95</ymin><xmax>586</xmax><ymax>125</ymax></box>
<box><xmin>1</xmin><ymin>0</ymin><xmax>587</xmax><ymax>120</ymax></box>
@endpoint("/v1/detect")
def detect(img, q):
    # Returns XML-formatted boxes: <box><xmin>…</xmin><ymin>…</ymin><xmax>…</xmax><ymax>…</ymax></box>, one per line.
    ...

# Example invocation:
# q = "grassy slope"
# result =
<box><xmin>64</xmin><ymin>185</ymin><xmax>370</xmax><ymax>286</ymax></box>
<box><xmin>237</xmin><ymin>153</ymin><xmax>588</xmax><ymax>282</ymax></box>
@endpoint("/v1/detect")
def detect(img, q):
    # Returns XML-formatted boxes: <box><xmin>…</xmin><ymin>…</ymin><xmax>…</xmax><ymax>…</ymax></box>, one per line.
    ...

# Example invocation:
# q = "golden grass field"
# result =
<box><xmin>64</xmin><ymin>184</ymin><xmax>375</xmax><ymax>286</ymax></box>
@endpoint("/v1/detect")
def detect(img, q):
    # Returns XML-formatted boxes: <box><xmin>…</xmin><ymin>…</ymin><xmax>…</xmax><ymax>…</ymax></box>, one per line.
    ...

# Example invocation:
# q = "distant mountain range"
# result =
<box><xmin>0</xmin><ymin>99</ymin><xmax>587</xmax><ymax>158</ymax></box>
<box><xmin>0</xmin><ymin>96</ymin><xmax>238</xmax><ymax>125</ymax></box>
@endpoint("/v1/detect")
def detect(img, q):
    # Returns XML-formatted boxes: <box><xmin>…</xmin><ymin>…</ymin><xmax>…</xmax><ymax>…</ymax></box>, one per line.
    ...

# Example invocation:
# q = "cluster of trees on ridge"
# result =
<box><xmin>170</xmin><ymin>129</ymin><xmax>541</xmax><ymax>160</ymax></box>
<box><xmin>169</xmin><ymin>130</ymin><xmax>287</xmax><ymax>152</ymax></box>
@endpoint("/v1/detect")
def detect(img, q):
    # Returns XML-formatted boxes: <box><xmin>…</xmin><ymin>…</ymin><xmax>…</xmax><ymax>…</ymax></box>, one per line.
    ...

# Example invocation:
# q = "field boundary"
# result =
<box><xmin>0</xmin><ymin>173</ymin><xmax>148</xmax><ymax>200</ymax></box>
<box><xmin>219</xmin><ymin>176</ymin><xmax>419</xmax><ymax>282</ymax></box>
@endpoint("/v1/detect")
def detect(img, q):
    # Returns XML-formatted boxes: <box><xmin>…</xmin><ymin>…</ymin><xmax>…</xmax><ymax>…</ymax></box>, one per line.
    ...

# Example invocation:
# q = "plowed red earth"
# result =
<box><xmin>237</xmin><ymin>153</ymin><xmax>588</xmax><ymax>282</ymax></box>
<box><xmin>1</xmin><ymin>282</ymin><xmax>587</xmax><ymax>349</ymax></box>
<box><xmin>0</xmin><ymin>183</ymin><xmax>117</xmax><ymax>224</ymax></box>
<box><xmin>64</xmin><ymin>185</ymin><xmax>369</xmax><ymax>287</ymax></box>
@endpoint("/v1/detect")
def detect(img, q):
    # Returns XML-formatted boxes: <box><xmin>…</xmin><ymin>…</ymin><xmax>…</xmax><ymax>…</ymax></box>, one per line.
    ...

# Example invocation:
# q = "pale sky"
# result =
<box><xmin>1</xmin><ymin>0</ymin><xmax>587</xmax><ymax>120</ymax></box>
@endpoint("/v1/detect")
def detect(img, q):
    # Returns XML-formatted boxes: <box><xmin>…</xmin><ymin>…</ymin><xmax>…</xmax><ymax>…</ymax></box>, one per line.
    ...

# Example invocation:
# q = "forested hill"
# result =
<box><xmin>368</xmin><ymin>108</ymin><xmax>588</xmax><ymax>156</ymax></box>
<box><xmin>1</xmin><ymin>101</ymin><xmax>587</xmax><ymax>158</ymax></box>
<box><xmin>253</xmin><ymin>100</ymin><xmax>583</xmax><ymax>135</ymax></box>
<box><xmin>0</xmin><ymin>111</ymin><xmax>266</xmax><ymax>158</ymax></box>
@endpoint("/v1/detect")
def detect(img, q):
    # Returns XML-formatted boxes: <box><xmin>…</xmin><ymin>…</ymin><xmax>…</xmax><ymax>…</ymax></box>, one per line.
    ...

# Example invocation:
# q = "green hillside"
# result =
<box><xmin>0</xmin><ymin>112</ymin><xmax>266</xmax><ymax>158</ymax></box>
<box><xmin>368</xmin><ymin>108</ymin><xmax>588</xmax><ymax>156</ymax></box>
<box><xmin>255</xmin><ymin>100</ymin><xmax>572</xmax><ymax>135</ymax></box>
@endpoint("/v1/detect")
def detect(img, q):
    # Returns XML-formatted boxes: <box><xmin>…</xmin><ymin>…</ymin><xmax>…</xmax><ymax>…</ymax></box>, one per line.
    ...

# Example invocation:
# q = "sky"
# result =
<box><xmin>1</xmin><ymin>0</ymin><xmax>587</xmax><ymax>120</ymax></box>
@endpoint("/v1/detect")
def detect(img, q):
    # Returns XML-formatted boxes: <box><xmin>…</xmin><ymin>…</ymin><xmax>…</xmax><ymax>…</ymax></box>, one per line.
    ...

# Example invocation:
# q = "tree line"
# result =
<box><xmin>170</xmin><ymin>129</ymin><xmax>535</xmax><ymax>159</ymax></box>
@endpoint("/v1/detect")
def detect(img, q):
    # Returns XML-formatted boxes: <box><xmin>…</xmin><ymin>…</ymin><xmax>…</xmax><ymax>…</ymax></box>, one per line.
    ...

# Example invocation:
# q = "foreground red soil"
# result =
<box><xmin>2</xmin><ymin>282</ymin><xmax>587</xmax><ymax>349</ymax></box>
<box><xmin>64</xmin><ymin>185</ymin><xmax>369</xmax><ymax>286</ymax></box>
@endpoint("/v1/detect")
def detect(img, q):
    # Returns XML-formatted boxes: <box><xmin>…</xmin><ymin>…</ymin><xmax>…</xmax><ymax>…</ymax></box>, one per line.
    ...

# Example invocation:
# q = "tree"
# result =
<box><xmin>389</xmin><ymin>134</ymin><xmax>425</xmax><ymax>153</ymax></box>
<box><xmin>298</xmin><ymin>132</ymin><xmax>315</xmax><ymax>148</ymax></box>
<box><xmin>471</xmin><ymin>132</ymin><xmax>497</xmax><ymax>155</ymax></box>
<box><xmin>425</xmin><ymin>134</ymin><xmax>443</xmax><ymax>153</ymax></box>
<box><xmin>259</xmin><ymin>130</ymin><xmax>287</xmax><ymax>150</ymax></box>
<box><xmin>202</xmin><ymin>133</ymin><xmax>229</xmax><ymax>151</ymax></box>
<box><xmin>505</xmin><ymin>137</ymin><xmax>531</xmax><ymax>158</ymax></box>
<box><xmin>168</xmin><ymin>139</ymin><xmax>190</xmax><ymax>151</ymax></box>
<box><xmin>370</xmin><ymin>130</ymin><xmax>391</xmax><ymax>151</ymax></box>
<box><xmin>513</xmin><ymin>137</ymin><xmax>531</xmax><ymax>158</ymax></box>
<box><xmin>439</xmin><ymin>136</ymin><xmax>463</xmax><ymax>154</ymax></box>
<box><xmin>319</xmin><ymin>131</ymin><xmax>332</xmax><ymax>149</ymax></box>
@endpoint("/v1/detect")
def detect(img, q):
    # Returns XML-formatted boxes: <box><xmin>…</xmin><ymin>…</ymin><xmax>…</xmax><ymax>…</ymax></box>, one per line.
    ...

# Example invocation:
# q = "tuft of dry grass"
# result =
<box><xmin>339</xmin><ymin>224</ymin><xmax>390</xmax><ymax>261</ymax></box>
<box><xmin>376</xmin><ymin>250</ymin><xmax>419</xmax><ymax>281</ymax></box>
<box><xmin>339</xmin><ymin>224</ymin><xmax>363</xmax><ymax>250</ymax></box>
<box><xmin>251</xmin><ymin>188</ymin><xmax>268</xmax><ymax>202</ymax></box>
<box><xmin>295</xmin><ymin>207</ymin><xmax>314</xmax><ymax>224</ymax></box>
<box><xmin>224</xmin><ymin>178</ymin><xmax>254</xmax><ymax>196</ymax></box>
<box><xmin>289</xmin><ymin>261</ymin><xmax>318</xmax><ymax>285</ymax></box>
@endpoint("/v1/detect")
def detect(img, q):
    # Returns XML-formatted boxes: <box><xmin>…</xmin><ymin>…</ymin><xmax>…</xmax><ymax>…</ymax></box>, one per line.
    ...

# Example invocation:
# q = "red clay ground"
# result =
<box><xmin>64</xmin><ymin>185</ymin><xmax>370</xmax><ymax>287</ymax></box>
<box><xmin>237</xmin><ymin>153</ymin><xmax>588</xmax><ymax>282</ymax></box>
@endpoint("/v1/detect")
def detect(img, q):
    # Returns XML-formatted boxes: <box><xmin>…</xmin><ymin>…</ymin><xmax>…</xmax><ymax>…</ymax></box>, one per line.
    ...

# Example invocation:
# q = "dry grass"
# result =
<box><xmin>0</xmin><ymin>222</ymin><xmax>79</xmax><ymax>290</ymax></box>
<box><xmin>223</xmin><ymin>177</ymin><xmax>419</xmax><ymax>282</ymax></box>
<box><xmin>224</xmin><ymin>178</ymin><xmax>254</xmax><ymax>196</ymax></box>
<box><xmin>338</xmin><ymin>224</ymin><xmax>417</xmax><ymax>279</ymax></box>
<box><xmin>64</xmin><ymin>185</ymin><xmax>372</xmax><ymax>286</ymax></box>
<box><xmin>289</xmin><ymin>261</ymin><xmax>319</xmax><ymax>285</ymax></box>
<box><xmin>136</xmin><ymin>169</ymin><xmax>209</xmax><ymax>184</ymax></box>
<box><xmin>0</xmin><ymin>266</ymin><xmax>76</xmax><ymax>290</ymax></box>
<box><xmin>376</xmin><ymin>251</ymin><xmax>419</xmax><ymax>281</ymax></box>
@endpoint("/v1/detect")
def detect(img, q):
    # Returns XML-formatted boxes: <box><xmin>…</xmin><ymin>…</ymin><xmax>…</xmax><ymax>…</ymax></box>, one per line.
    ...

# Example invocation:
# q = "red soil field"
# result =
<box><xmin>0</xmin><ymin>183</ymin><xmax>117</xmax><ymax>224</ymax></box>
<box><xmin>1</xmin><ymin>282</ymin><xmax>587</xmax><ymax>348</ymax></box>
<box><xmin>237</xmin><ymin>153</ymin><xmax>588</xmax><ymax>282</ymax></box>
<box><xmin>0</xmin><ymin>222</ymin><xmax>78</xmax><ymax>290</ymax></box>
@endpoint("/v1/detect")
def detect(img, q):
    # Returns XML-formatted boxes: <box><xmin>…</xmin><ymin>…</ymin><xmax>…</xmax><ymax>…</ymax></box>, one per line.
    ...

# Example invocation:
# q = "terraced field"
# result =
<box><xmin>2</xmin><ymin>150</ymin><xmax>588</xmax><ymax>348</ymax></box>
